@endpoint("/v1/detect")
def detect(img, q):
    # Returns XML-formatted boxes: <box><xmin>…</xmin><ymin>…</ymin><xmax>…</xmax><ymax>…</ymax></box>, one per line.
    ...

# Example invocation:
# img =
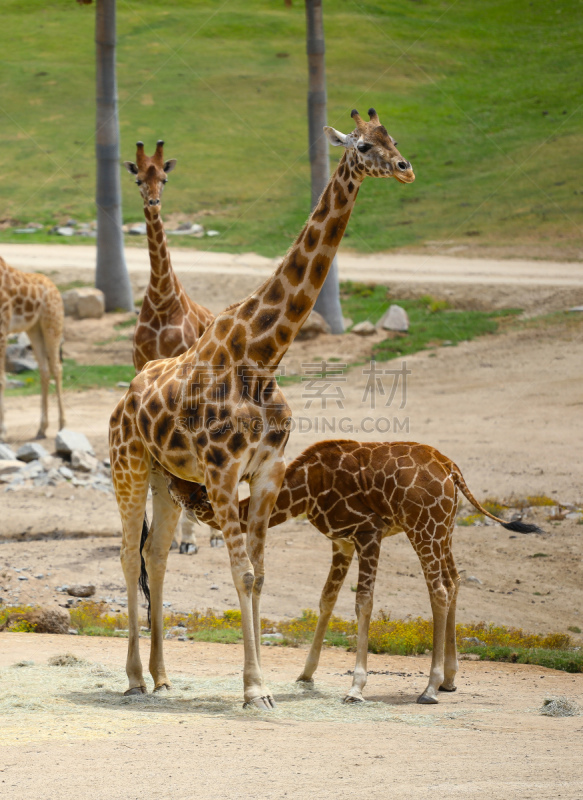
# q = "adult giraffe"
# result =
<box><xmin>124</xmin><ymin>140</ymin><xmax>215</xmax><ymax>554</ymax></box>
<box><xmin>0</xmin><ymin>258</ymin><xmax>65</xmax><ymax>441</ymax></box>
<box><xmin>165</xmin><ymin>440</ymin><xmax>539</xmax><ymax>705</ymax></box>
<box><xmin>109</xmin><ymin>109</ymin><xmax>414</xmax><ymax>708</ymax></box>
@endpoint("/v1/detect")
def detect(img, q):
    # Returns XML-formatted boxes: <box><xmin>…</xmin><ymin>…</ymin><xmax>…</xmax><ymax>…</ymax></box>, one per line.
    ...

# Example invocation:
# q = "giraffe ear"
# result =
<box><xmin>324</xmin><ymin>127</ymin><xmax>349</xmax><ymax>147</ymax></box>
<box><xmin>124</xmin><ymin>161</ymin><xmax>138</xmax><ymax>175</ymax></box>
<box><xmin>163</xmin><ymin>159</ymin><xmax>177</xmax><ymax>174</ymax></box>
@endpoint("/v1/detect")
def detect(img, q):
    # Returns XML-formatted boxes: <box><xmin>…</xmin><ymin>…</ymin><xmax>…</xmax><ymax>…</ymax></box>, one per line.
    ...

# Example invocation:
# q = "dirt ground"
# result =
<box><xmin>1</xmin><ymin>249</ymin><xmax>583</xmax><ymax>797</ymax></box>
<box><xmin>0</xmin><ymin>633</ymin><xmax>582</xmax><ymax>799</ymax></box>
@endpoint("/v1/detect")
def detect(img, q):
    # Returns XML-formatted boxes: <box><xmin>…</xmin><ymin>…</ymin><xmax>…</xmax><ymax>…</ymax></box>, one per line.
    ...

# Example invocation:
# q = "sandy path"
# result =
<box><xmin>0</xmin><ymin>633</ymin><xmax>582</xmax><ymax>800</ymax></box>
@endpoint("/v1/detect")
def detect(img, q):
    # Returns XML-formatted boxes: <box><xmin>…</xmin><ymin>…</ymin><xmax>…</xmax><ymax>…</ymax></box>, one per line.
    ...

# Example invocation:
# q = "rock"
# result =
<box><xmin>126</xmin><ymin>222</ymin><xmax>147</xmax><ymax>235</ymax></box>
<box><xmin>206</xmin><ymin>230</ymin><xmax>220</xmax><ymax>237</ymax></box>
<box><xmin>18</xmin><ymin>575</ymin><xmax>29</xmax><ymax>581</ymax></box>
<box><xmin>71</xmin><ymin>450</ymin><xmax>99</xmax><ymax>472</ymax></box>
<box><xmin>0</xmin><ymin>444</ymin><xmax>17</xmax><ymax>460</ymax></box>
<box><xmin>5</xmin><ymin>343</ymin><xmax>38</xmax><ymax>373</ymax></box>
<box><xmin>465</xmin><ymin>575</ymin><xmax>483</xmax><ymax>585</ymax></box>
<box><xmin>210</xmin><ymin>584</ymin><xmax>219</xmax><ymax>590</ymax></box>
<box><xmin>297</xmin><ymin>310</ymin><xmax>332</xmax><ymax>340</ymax></box>
<box><xmin>66</xmin><ymin>585</ymin><xmax>96</xmax><ymax>598</ymax></box>
<box><xmin>261</xmin><ymin>632</ymin><xmax>283</xmax><ymax>640</ymax></box>
<box><xmin>343</xmin><ymin>317</ymin><xmax>354</xmax><ymax>330</ymax></box>
<box><xmin>569</xmin><ymin>305</ymin><xmax>583</xmax><ymax>312</ymax></box>
<box><xmin>6</xmin><ymin>379</ymin><xmax>25</xmax><ymax>389</ymax></box>
<box><xmin>55</xmin><ymin>226</ymin><xmax>75</xmax><ymax>237</ymax></box>
<box><xmin>168</xmin><ymin>223</ymin><xmax>204</xmax><ymax>236</ymax></box>
<box><xmin>59</xmin><ymin>465</ymin><xmax>74</xmax><ymax>480</ymax></box>
<box><xmin>56</xmin><ymin>429</ymin><xmax>94</xmax><ymax>457</ymax></box>
<box><xmin>16</xmin><ymin>442</ymin><xmax>49</xmax><ymax>462</ymax></box>
<box><xmin>61</xmin><ymin>288</ymin><xmax>105</xmax><ymax>319</ymax></box>
<box><xmin>460</xmin><ymin>653</ymin><xmax>481</xmax><ymax>661</ymax></box>
<box><xmin>377</xmin><ymin>304</ymin><xmax>409</xmax><ymax>332</ymax></box>
<box><xmin>0</xmin><ymin>460</ymin><xmax>25</xmax><ymax>480</ymax></box>
<box><xmin>351</xmin><ymin>320</ymin><xmax>377</xmax><ymax>336</ymax></box>
<box><xmin>116</xmin><ymin>381</ymin><xmax>131</xmax><ymax>388</ymax></box>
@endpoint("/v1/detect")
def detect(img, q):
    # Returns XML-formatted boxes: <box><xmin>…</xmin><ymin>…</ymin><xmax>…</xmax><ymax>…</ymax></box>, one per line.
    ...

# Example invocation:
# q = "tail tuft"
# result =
<box><xmin>501</xmin><ymin>519</ymin><xmax>542</xmax><ymax>534</ymax></box>
<box><xmin>139</xmin><ymin>515</ymin><xmax>151</xmax><ymax>626</ymax></box>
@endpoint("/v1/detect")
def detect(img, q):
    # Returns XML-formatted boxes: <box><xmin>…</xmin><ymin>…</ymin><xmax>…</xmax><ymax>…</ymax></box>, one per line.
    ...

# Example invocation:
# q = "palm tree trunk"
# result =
<box><xmin>305</xmin><ymin>0</ymin><xmax>343</xmax><ymax>333</ymax></box>
<box><xmin>94</xmin><ymin>0</ymin><xmax>133</xmax><ymax>311</ymax></box>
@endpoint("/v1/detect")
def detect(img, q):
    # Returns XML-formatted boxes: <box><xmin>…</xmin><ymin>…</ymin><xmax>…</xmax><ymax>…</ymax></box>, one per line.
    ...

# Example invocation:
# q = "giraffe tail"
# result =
<box><xmin>138</xmin><ymin>514</ymin><xmax>152</xmax><ymax>626</ymax></box>
<box><xmin>451</xmin><ymin>466</ymin><xmax>542</xmax><ymax>534</ymax></box>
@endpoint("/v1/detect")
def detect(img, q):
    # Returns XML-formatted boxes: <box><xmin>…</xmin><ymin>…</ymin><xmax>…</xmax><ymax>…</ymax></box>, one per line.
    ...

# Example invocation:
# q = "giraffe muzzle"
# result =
<box><xmin>149</xmin><ymin>198</ymin><xmax>161</xmax><ymax>206</ymax></box>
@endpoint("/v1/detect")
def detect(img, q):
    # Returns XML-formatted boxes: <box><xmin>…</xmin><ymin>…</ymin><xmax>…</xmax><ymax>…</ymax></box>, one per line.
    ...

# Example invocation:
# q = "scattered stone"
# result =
<box><xmin>342</xmin><ymin>317</ymin><xmax>354</xmax><ymax>330</ymax></box>
<box><xmin>55</xmin><ymin>226</ymin><xmax>75</xmax><ymax>237</ymax></box>
<box><xmin>0</xmin><ymin>460</ymin><xmax>25</xmax><ymax>481</ymax></box>
<box><xmin>34</xmin><ymin>574</ymin><xmax>44</xmax><ymax>579</ymax></box>
<box><xmin>70</xmin><ymin>450</ymin><xmax>99</xmax><ymax>472</ymax></box>
<box><xmin>17</xmin><ymin>575</ymin><xmax>29</xmax><ymax>581</ymax></box>
<box><xmin>297</xmin><ymin>310</ymin><xmax>331</xmax><ymax>340</ymax></box>
<box><xmin>56</xmin><ymin>429</ymin><xmax>94</xmax><ymax>457</ymax></box>
<box><xmin>16</xmin><ymin>442</ymin><xmax>49</xmax><ymax>463</ymax></box>
<box><xmin>465</xmin><ymin>576</ymin><xmax>483</xmax><ymax>585</ymax></box>
<box><xmin>206</xmin><ymin>230</ymin><xmax>220</xmax><ymax>237</ymax></box>
<box><xmin>210</xmin><ymin>584</ymin><xmax>219</xmax><ymax>590</ymax></box>
<box><xmin>163</xmin><ymin>601</ymin><xmax>172</xmax><ymax>608</ymax></box>
<box><xmin>351</xmin><ymin>320</ymin><xmax>377</xmax><ymax>336</ymax></box>
<box><xmin>62</xmin><ymin>287</ymin><xmax>105</xmax><ymax>320</ymax></box>
<box><xmin>66</xmin><ymin>585</ymin><xmax>96</xmax><ymax>598</ymax></box>
<box><xmin>116</xmin><ymin>381</ymin><xmax>131</xmax><ymax>388</ymax></box>
<box><xmin>68</xmin><ymin>628</ymin><xmax>79</xmax><ymax>635</ymax></box>
<box><xmin>59</xmin><ymin>465</ymin><xmax>74</xmax><ymax>480</ymax></box>
<box><xmin>5</xmin><ymin>343</ymin><xmax>38</xmax><ymax>373</ymax></box>
<box><xmin>6</xmin><ymin>379</ymin><xmax>25</xmax><ymax>389</ymax></box>
<box><xmin>168</xmin><ymin>222</ymin><xmax>204</xmax><ymax>236</ymax></box>
<box><xmin>377</xmin><ymin>304</ymin><xmax>409</xmax><ymax>332</ymax></box>
<box><xmin>0</xmin><ymin>444</ymin><xmax>17</xmax><ymax>460</ymax></box>
<box><xmin>125</xmin><ymin>222</ymin><xmax>147</xmax><ymax>235</ymax></box>
<box><xmin>568</xmin><ymin>305</ymin><xmax>583</xmax><ymax>312</ymax></box>
<box><xmin>459</xmin><ymin>653</ymin><xmax>481</xmax><ymax>661</ymax></box>
<box><xmin>14</xmin><ymin>227</ymin><xmax>41</xmax><ymax>234</ymax></box>
<box><xmin>261</xmin><ymin>632</ymin><xmax>284</xmax><ymax>640</ymax></box>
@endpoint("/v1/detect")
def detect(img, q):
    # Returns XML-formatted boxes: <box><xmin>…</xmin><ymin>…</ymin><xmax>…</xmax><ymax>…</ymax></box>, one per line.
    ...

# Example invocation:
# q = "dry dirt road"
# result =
<box><xmin>0</xmin><ymin>633</ymin><xmax>582</xmax><ymax>800</ymax></box>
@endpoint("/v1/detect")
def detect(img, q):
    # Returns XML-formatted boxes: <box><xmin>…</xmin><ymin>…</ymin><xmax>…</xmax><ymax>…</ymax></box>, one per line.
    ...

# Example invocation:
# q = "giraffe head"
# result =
<box><xmin>324</xmin><ymin>108</ymin><xmax>414</xmax><ymax>183</ymax></box>
<box><xmin>123</xmin><ymin>140</ymin><xmax>177</xmax><ymax>208</ymax></box>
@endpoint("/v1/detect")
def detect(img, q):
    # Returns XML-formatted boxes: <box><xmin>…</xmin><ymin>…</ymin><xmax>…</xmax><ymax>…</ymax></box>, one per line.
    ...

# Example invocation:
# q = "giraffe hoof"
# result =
<box><xmin>153</xmin><ymin>682</ymin><xmax>171</xmax><ymax>692</ymax></box>
<box><xmin>243</xmin><ymin>695</ymin><xmax>275</xmax><ymax>711</ymax></box>
<box><xmin>417</xmin><ymin>693</ymin><xmax>439</xmax><ymax>705</ymax></box>
<box><xmin>343</xmin><ymin>694</ymin><xmax>365</xmax><ymax>704</ymax></box>
<box><xmin>124</xmin><ymin>686</ymin><xmax>147</xmax><ymax>696</ymax></box>
<box><xmin>439</xmin><ymin>684</ymin><xmax>457</xmax><ymax>693</ymax></box>
<box><xmin>296</xmin><ymin>676</ymin><xmax>314</xmax><ymax>688</ymax></box>
<box><xmin>179</xmin><ymin>542</ymin><xmax>198</xmax><ymax>555</ymax></box>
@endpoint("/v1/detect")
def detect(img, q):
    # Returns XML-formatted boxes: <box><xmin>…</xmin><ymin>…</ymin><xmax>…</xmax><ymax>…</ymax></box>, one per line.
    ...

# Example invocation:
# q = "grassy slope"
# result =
<box><xmin>0</xmin><ymin>0</ymin><xmax>581</xmax><ymax>256</ymax></box>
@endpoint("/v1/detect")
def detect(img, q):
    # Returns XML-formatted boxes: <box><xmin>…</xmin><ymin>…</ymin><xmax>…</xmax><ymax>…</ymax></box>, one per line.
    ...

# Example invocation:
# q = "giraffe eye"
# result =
<box><xmin>357</xmin><ymin>143</ymin><xmax>373</xmax><ymax>154</ymax></box>
<box><xmin>136</xmin><ymin>179</ymin><xmax>142</xmax><ymax>186</ymax></box>
<box><xmin>162</xmin><ymin>179</ymin><xmax>168</xmax><ymax>184</ymax></box>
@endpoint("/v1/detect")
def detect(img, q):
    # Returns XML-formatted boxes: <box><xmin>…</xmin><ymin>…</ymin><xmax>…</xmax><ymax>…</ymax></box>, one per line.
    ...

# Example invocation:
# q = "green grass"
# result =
<box><xmin>461</xmin><ymin>646</ymin><xmax>583</xmax><ymax>673</ymax></box>
<box><xmin>5</xmin><ymin>359</ymin><xmax>135</xmax><ymax>396</ymax></box>
<box><xmin>0</xmin><ymin>0</ymin><xmax>580</xmax><ymax>256</ymax></box>
<box><xmin>341</xmin><ymin>282</ymin><xmax>522</xmax><ymax>360</ymax></box>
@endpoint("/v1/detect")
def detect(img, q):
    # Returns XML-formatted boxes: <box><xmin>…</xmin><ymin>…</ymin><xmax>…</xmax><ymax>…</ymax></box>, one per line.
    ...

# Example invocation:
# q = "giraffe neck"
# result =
<box><xmin>243</xmin><ymin>150</ymin><xmax>362</xmax><ymax>366</ymax></box>
<box><xmin>143</xmin><ymin>204</ymin><xmax>180</xmax><ymax>308</ymax></box>
<box><xmin>193</xmin><ymin>151</ymin><xmax>363</xmax><ymax>370</ymax></box>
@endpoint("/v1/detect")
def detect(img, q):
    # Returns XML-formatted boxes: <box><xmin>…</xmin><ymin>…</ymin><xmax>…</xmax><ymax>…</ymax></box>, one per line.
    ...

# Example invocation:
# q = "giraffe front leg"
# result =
<box><xmin>343</xmin><ymin>532</ymin><xmax>381</xmax><ymax>704</ymax></box>
<box><xmin>297</xmin><ymin>538</ymin><xmax>355</xmax><ymax>685</ymax></box>
<box><xmin>27</xmin><ymin>325</ymin><xmax>50</xmax><ymax>439</ymax></box>
<box><xmin>146</xmin><ymin>470</ymin><xmax>181</xmax><ymax>691</ymax></box>
<box><xmin>208</xmin><ymin>477</ymin><xmax>272</xmax><ymax>710</ymax></box>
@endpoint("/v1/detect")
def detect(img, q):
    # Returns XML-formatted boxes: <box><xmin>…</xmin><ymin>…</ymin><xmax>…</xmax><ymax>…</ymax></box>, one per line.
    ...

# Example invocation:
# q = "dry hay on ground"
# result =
<box><xmin>0</xmin><ymin>655</ymin><xmax>477</xmax><ymax>745</ymax></box>
<box><xmin>540</xmin><ymin>696</ymin><xmax>580</xmax><ymax>717</ymax></box>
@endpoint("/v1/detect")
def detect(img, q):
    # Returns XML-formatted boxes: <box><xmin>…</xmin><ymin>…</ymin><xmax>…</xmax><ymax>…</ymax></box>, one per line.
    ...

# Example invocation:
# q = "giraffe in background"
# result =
<box><xmin>165</xmin><ymin>439</ymin><xmax>539</xmax><ymax>705</ymax></box>
<box><xmin>109</xmin><ymin>108</ymin><xmax>414</xmax><ymax>707</ymax></box>
<box><xmin>123</xmin><ymin>140</ymin><xmax>217</xmax><ymax>553</ymax></box>
<box><xmin>0</xmin><ymin>257</ymin><xmax>65</xmax><ymax>441</ymax></box>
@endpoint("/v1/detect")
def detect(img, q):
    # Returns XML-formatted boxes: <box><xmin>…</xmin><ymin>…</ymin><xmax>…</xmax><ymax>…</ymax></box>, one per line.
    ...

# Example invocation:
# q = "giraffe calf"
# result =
<box><xmin>160</xmin><ymin>439</ymin><xmax>540</xmax><ymax>705</ymax></box>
